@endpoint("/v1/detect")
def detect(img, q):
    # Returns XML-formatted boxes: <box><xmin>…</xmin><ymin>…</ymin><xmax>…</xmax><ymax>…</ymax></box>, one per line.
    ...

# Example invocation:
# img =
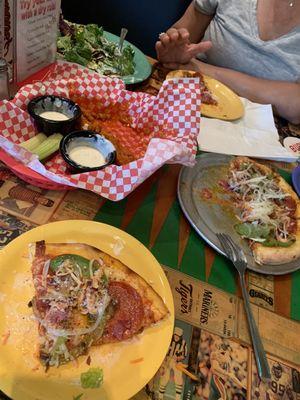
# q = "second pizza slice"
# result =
<box><xmin>30</xmin><ymin>241</ymin><xmax>169</xmax><ymax>368</ymax></box>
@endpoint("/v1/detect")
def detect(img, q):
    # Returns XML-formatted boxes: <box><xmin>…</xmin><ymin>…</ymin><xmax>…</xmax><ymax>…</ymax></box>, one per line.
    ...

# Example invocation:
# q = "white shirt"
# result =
<box><xmin>194</xmin><ymin>0</ymin><xmax>300</xmax><ymax>82</ymax></box>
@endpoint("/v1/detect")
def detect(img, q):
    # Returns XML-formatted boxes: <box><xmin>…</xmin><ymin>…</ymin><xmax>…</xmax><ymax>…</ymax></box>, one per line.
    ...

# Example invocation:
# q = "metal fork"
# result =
<box><xmin>118</xmin><ymin>28</ymin><xmax>128</xmax><ymax>53</ymax></box>
<box><xmin>216</xmin><ymin>233</ymin><xmax>271</xmax><ymax>381</ymax></box>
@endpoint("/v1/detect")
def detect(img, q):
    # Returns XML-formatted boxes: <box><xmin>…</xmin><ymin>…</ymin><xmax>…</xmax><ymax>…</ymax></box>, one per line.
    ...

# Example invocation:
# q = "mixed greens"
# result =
<box><xmin>58</xmin><ymin>18</ymin><xmax>135</xmax><ymax>77</ymax></box>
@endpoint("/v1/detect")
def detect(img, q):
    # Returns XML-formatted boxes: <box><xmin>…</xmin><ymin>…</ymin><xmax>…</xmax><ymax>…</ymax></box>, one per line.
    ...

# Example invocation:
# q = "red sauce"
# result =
<box><xmin>289</xmin><ymin>220</ymin><xmax>297</xmax><ymax>234</ymax></box>
<box><xmin>277</xmin><ymin>196</ymin><xmax>297</xmax><ymax>234</ymax></box>
<box><xmin>200</xmin><ymin>188</ymin><xmax>213</xmax><ymax>200</ymax></box>
<box><xmin>33</xmin><ymin>298</ymin><xmax>49</xmax><ymax>317</ymax></box>
<box><xmin>283</xmin><ymin>196</ymin><xmax>297</xmax><ymax>213</ymax></box>
<box><xmin>201</xmin><ymin>91</ymin><xmax>217</xmax><ymax>106</ymax></box>
<box><xmin>46</xmin><ymin>307</ymin><xmax>69</xmax><ymax>325</ymax></box>
<box><xmin>102</xmin><ymin>281</ymin><xmax>145</xmax><ymax>343</ymax></box>
<box><xmin>218</xmin><ymin>179</ymin><xmax>230</xmax><ymax>191</ymax></box>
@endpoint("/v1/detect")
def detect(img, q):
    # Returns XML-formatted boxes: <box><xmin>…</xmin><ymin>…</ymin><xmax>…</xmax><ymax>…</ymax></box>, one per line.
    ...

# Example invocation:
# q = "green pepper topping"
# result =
<box><xmin>50</xmin><ymin>254</ymin><xmax>99</xmax><ymax>278</ymax></box>
<box><xmin>80</xmin><ymin>367</ymin><xmax>103</xmax><ymax>389</ymax></box>
<box><xmin>262</xmin><ymin>238</ymin><xmax>295</xmax><ymax>247</ymax></box>
<box><xmin>240</xmin><ymin>162</ymin><xmax>250</xmax><ymax>170</ymax></box>
<box><xmin>101</xmin><ymin>274</ymin><xmax>109</xmax><ymax>286</ymax></box>
<box><xmin>73</xmin><ymin>394</ymin><xmax>83</xmax><ymax>400</ymax></box>
<box><xmin>234</xmin><ymin>223</ymin><xmax>271</xmax><ymax>239</ymax></box>
<box><xmin>51</xmin><ymin>336</ymin><xmax>67</xmax><ymax>351</ymax></box>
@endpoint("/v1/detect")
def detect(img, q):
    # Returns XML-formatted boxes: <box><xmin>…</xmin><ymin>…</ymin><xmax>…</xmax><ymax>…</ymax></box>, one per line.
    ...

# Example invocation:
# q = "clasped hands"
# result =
<box><xmin>155</xmin><ymin>27</ymin><xmax>212</xmax><ymax>72</ymax></box>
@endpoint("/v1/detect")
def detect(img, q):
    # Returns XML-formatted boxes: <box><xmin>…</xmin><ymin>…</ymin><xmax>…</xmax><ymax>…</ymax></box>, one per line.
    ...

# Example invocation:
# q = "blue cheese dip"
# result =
<box><xmin>69</xmin><ymin>145</ymin><xmax>106</xmax><ymax>168</ymax></box>
<box><xmin>39</xmin><ymin>111</ymin><xmax>70</xmax><ymax>121</ymax></box>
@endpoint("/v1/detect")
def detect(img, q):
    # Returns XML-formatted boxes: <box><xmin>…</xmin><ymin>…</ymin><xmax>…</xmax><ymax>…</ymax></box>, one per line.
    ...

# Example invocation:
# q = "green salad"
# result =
<box><xmin>58</xmin><ymin>18</ymin><xmax>135</xmax><ymax>77</ymax></box>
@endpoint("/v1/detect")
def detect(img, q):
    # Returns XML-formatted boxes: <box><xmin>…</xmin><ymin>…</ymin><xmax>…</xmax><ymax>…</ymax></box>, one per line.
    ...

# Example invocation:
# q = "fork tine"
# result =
<box><xmin>216</xmin><ymin>233</ymin><xmax>227</xmax><ymax>252</ymax></box>
<box><xmin>216</xmin><ymin>233</ymin><xmax>235</xmax><ymax>261</ymax></box>
<box><xmin>216</xmin><ymin>233</ymin><xmax>228</xmax><ymax>254</ymax></box>
<box><xmin>224</xmin><ymin>234</ymin><xmax>239</xmax><ymax>256</ymax></box>
<box><xmin>223</xmin><ymin>233</ymin><xmax>247</xmax><ymax>263</ymax></box>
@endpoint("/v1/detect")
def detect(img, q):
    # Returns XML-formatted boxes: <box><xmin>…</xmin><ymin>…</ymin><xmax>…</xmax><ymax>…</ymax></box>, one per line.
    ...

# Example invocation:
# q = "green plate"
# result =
<box><xmin>104</xmin><ymin>31</ymin><xmax>152</xmax><ymax>85</ymax></box>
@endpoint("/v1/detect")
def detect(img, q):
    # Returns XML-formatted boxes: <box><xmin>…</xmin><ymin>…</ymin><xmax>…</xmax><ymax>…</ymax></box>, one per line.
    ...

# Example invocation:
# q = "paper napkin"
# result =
<box><xmin>198</xmin><ymin>97</ymin><xmax>297</xmax><ymax>162</ymax></box>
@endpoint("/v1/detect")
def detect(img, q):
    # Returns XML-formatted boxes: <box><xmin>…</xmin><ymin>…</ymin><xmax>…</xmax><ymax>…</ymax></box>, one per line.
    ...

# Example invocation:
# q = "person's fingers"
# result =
<box><xmin>159</xmin><ymin>33</ymin><xmax>171</xmax><ymax>47</ymax></box>
<box><xmin>198</xmin><ymin>40</ymin><xmax>212</xmax><ymax>52</ymax></box>
<box><xmin>160</xmin><ymin>27</ymin><xmax>188</xmax><ymax>46</ymax></box>
<box><xmin>155</xmin><ymin>41</ymin><xmax>166</xmax><ymax>59</ymax></box>
<box><xmin>156</xmin><ymin>41</ymin><xmax>167</xmax><ymax>54</ymax></box>
<box><xmin>168</xmin><ymin>29</ymin><xmax>179</xmax><ymax>42</ymax></box>
<box><xmin>155</xmin><ymin>41</ymin><xmax>162</xmax><ymax>53</ymax></box>
<box><xmin>165</xmin><ymin>27</ymin><xmax>179</xmax><ymax>36</ymax></box>
<box><xmin>188</xmin><ymin>40</ymin><xmax>212</xmax><ymax>57</ymax></box>
<box><xmin>177</xmin><ymin>28</ymin><xmax>190</xmax><ymax>43</ymax></box>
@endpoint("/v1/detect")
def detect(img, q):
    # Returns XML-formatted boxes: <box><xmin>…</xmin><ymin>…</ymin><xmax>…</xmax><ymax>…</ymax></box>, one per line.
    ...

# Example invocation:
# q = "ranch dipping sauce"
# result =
<box><xmin>69</xmin><ymin>145</ymin><xmax>106</xmax><ymax>168</ymax></box>
<box><xmin>39</xmin><ymin>111</ymin><xmax>70</xmax><ymax>121</ymax></box>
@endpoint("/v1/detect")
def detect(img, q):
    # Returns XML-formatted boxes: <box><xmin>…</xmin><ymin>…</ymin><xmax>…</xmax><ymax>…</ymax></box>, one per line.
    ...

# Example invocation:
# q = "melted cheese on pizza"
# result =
<box><xmin>228</xmin><ymin>160</ymin><xmax>297</xmax><ymax>246</ymax></box>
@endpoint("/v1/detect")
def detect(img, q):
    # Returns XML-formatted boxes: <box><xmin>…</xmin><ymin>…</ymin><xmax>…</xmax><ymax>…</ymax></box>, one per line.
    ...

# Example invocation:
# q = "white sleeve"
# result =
<box><xmin>193</xmin><ymin>0</ymin><xmax>218</xmax><ymax>15</ymax></box>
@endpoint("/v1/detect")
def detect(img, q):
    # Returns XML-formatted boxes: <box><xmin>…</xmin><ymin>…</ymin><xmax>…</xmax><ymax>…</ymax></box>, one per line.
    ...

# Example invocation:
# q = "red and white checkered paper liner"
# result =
<box><xmin>0</xmin><ymin>61</ymin><xmax>201</xmax><ymax>201</ymax></box>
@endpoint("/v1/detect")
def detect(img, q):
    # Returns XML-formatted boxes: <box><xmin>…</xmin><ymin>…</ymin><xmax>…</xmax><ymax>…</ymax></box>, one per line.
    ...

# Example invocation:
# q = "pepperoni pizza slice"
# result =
<box><xmin>30</xmin><ymin>241</ymin><xmax>169</xmax><ymax>368</ymax></box>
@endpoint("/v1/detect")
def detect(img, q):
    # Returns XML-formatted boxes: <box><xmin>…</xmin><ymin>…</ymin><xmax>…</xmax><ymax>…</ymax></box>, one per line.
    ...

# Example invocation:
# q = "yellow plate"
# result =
<box><xmin>166</xmin><ymin>70</ymin><xmax>244</xmax><ymax>121</ymax></box>
<box><xmin>0</xmin><ymin>220</ymin><xmax>174</xmax><ymax>400</ymax></box>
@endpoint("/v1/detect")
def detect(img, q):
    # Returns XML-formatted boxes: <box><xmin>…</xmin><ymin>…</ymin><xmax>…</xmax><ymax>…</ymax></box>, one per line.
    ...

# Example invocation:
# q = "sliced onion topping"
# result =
<box><xmin>36</xmin><ymin>291</ymin><xmax>110</xmax><ymax>338</ymax></box>
<box><xmin>42</xmin><ymin>259</ymin><xmax>51</xmax><ymax>288</ymax></box>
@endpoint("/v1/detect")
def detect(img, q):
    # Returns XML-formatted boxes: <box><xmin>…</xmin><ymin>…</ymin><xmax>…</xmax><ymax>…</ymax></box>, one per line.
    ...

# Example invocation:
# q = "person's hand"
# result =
<box><xmin>171</xmin><ymin>58</ymin><xmax>217</xmax><ymax>79</ymax></box>
<box><xmin>156</xmin><ymin>27</ymin><xmax>212</xmax><ymax>69</ymax></box>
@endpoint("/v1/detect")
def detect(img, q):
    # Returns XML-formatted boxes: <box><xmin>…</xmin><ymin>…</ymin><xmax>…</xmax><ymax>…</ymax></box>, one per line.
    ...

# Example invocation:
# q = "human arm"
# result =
<box><xmin>181</xmin><ymin>59</ymin><xmax>300</xmax><ymax>124</ymax></box>
<box><xmin>155</xmin><ymin>2</ymin><xmax>214</xmax><ymax>66</ymax></box>
<box><xmin>169</xmin><ymin>1</ymin><xmax>213</xmax><ymax>43</ymax></box>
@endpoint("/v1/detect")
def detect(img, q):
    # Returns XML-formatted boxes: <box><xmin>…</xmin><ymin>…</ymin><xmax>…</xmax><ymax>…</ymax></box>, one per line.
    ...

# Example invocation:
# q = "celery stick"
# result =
<box><xmin>20</xmin><ymin>133</ymin><xmax>47</xmax><ymax>152</ymax></box>
<box><xmin>33</xmin><ymin>133</ymin><xmax>63</xmax><ymax>161</ymax></box>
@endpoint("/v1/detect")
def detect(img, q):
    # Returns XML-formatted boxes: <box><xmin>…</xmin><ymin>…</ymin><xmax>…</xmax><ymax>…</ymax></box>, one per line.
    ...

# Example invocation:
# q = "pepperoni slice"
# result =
<box><xmin>102</xmin><ymin>281</ymin><xmax>145</xmax><ymax>343</ymax></box>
